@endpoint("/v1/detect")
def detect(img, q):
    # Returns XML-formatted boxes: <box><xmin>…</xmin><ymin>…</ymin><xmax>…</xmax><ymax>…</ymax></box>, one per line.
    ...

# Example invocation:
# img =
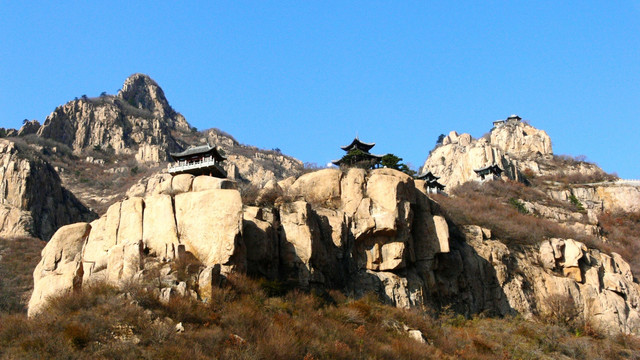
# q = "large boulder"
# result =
<box><xmin>117</xmin><ymin>197</ymin><xmax>144</xmax><ymax>245</ymax></box>
<box><xmin>288</xmin><ymin>169</ymin><xmax>342</xmax><ymax>207</ymax></box>
<box><xmin>340</xmin><ymin>168</ymin><xmax>366</xmax><ymax>216</ymax></box>
<box><xmin>278</xmin><ymin>201</ymin><xmax>318</xmax><ymax>287</ymax></box>
<box><xmin>192</xmin><ymin>175</ymin><xmax>237</xmax><ymax>191</ymax></box>
<box><xmin>143</xmin><ymin>194</ymin><xmax>179</xmax><ymax>259</ymax></box>
<box><xmin>28</xmin><ymin>223</ymin><xmax>91</xmax><ymax>317</ymax></box>
<box><xmin>174</xmin><ymin>189</ymin><xmax>244</xmax><ymax>272</ymax></box>
<box><xmin>243</xmin><ymin>206</ymin><xmax>279</xmax><ymax>279</ymax></box>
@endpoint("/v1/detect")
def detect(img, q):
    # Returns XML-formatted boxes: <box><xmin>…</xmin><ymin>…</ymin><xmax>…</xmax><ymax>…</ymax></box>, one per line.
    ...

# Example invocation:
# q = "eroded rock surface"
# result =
<box><xmin>0</xmin><ymin>139</ymin><xmax>96</xmax><ymax>240</ymax></box>
<box><xmin>28</xmin><ymin>169</ymin><xmax>640</xmax><ymax>335</ymax></box>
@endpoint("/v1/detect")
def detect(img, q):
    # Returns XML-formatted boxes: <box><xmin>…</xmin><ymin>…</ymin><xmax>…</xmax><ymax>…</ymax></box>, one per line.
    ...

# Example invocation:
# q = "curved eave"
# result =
<box><xmin>340</xmin><ymin>138</ymin><xmax>376</xmax><ymax>152</ymax></box>
<box><xmin>416</xmin><ymin>171</ymin><xmax>440</xmax><ymax>180</ymax></box>
<box><xmin>170</xmin><ymin>145</ymin><xmax>226</xmax><ymax>162</ymax></box>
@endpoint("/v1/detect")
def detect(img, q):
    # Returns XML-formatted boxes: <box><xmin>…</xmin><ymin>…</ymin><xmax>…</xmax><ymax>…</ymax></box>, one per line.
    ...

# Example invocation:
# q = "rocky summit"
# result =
<box><xmin>2</xmin><ymin>75</ymin><xmax>640</xmax><ymax>358</ymax></box>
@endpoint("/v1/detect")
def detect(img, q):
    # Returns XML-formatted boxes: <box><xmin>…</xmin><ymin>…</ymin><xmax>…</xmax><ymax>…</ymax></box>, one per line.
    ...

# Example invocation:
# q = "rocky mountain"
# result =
<box><xmin>0</xmin><ymin>139</ymin><xmax>96</xmax><ymax>240</ymax></box>
<box><xmin>28</xmin><ymin>168</ymin><xmax>640</xmax><ymax>335</ymax></box>
<box><xmin>421</xmin><ymin>117</ymin><xmax>595</xmax><ymax>188</ymax></box>
<box><xmin>0</xmin><ymin>74</ymin><xmax>302</xmax><ymax>219</ymax></box>
<box><xmin>35</xmin><ymin>74</ymin><xmax>189</xmax><ymax>162</ymax></box>
<box><xmin>30</xmin><ymin>73</ymin><xmax>303</xmax><ymax>181</ymax></box>
<box><xmin>6</xmin><ymin>75</ymin><xmax>640</xmax><ymax>349</ymax></box>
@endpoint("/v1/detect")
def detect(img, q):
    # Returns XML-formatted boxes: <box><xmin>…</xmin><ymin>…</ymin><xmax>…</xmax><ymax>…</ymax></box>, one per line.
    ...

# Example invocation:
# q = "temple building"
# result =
<box><xmin>473</xmin><ymin>164</ymin><xmax>503</xmax><ymax>181</ymax></box>
<box><xmin>168</xmin><ymin>144</ymin><xmax>227</xmax><ymax>178</ymax></box>
<box><xmin>493</xmin><ymin>114</ymin><xmax>522</xmax><ymax>128</ymax></box>
<box><xmin>331</xmin><ymin>137</ymin><xmax>383</xmax><ymax>169</ymax></box>
<box><xmin>415</xmin><ymin>171</ymin><xmax>445</xmax><ymax>194</ymax></box>
<box><xmin>507</xmin><ymin>114</ymin><xmax>522</xmax><ymax>122</ymax></box>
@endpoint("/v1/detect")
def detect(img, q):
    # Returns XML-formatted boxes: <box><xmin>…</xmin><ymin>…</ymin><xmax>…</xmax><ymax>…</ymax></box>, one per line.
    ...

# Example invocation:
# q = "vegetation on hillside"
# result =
<box><xmin>0</xmin><ymin>237</ymin><xmax>45</xmax><ymax>313</ymax></box>
<box><xmin>2</xmin><ymin>272</ymin><xmax>639</xmax><ymax>359</ymax></box>
<box><xmin>432</xmin><ymin>180</ymin><xmax>599</xmax><ymax>248</ymax></box>
<box><xmin>433</xmin><ymin>179</ymin><xmax>640</xmax><ymax>278</ymax></box>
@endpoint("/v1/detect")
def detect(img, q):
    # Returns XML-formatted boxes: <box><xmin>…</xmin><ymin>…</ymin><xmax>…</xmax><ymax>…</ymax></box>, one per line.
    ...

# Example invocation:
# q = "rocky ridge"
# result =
<box><xmin>28</xmin><ymin>168</ymin><xmax>640</xmax><ymax>335</ymax></box>
<box><xmin>0</xmin><ymin>74</ymin><xmax>302</xmax><ymax>220</ymax></box>
<box><xmin>29</xmin><ymin>73</ymin><xmax>303</xmax><ymax>184</ymax></box>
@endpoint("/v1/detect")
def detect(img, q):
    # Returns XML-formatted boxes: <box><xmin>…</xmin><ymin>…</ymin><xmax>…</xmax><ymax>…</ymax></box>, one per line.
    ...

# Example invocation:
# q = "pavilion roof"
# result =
<box><xmin>416</xmin><ymin>171</ymin><xmax>440</xmax><ymax>181</ymax></box>
<box><xmin>340</xmin><ymin>137</ymin><xmax>376</xmax><ymax>152</ymax></box>
<box><xmin>169</xmin><ymin>144</ymin><xmax>226</xmax><ymax>162</ymax></box>
<box><xmin>473</xmin><ymin>164</ymin><xmax>503</xmax><ymax>175</ymax></box>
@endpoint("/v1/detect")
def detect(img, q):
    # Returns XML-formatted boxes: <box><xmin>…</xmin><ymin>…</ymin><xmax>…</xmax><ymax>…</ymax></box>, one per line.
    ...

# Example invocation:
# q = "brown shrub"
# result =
<box><xmin>433</xmin><ymin>182</ymin><xmax>600</xmax><ymax>248</ymax></box>
<box><xmin>0</xmin><ymin>237</ymin><xmax>46</xmax><ymax>313</ymax></box>
<box><xmin>599</xmin><ymin>211</ymin><xmax>640</xmax><ymax>278</ymax></box>
<box><xmin>2</xmin><ymin>273</ymin><xmax>639</xmax><ymax>359</ymax></box>
<box><xmin>541</xmin><ymin>294</ymin><xmax>581</xmax><ymax>330</ymax></box>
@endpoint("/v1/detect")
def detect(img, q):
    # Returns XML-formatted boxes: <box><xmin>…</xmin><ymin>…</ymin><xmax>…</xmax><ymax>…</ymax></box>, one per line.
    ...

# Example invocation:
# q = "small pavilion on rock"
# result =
<box><xmin>331</xmin><ymin>137</ymin><xmax>383</xmax><ymax>169</ymax></box>
<box><xmin>473</xmin><ymin>164</ymin><xmax>503</xmax><ymax>181</ymax></box>
<box><xmin>415</xmin><ymin>171</ymin><xmax>445</xmax><ymax>194</ymax></box>
<box><xmin>168</xmin><ymin>144</ymin><xmax>227</xmax><ymax>178</ymax></box>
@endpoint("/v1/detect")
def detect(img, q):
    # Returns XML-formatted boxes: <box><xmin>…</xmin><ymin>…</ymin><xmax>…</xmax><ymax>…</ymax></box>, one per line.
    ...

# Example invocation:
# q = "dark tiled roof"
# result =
<box><xmin>169</xmin><ymin>144</ymin><xmax>226</xmax><ymax>161</ymax></box>
<box><xmin>340</xmin><ymin>137</ymin><xmax>376</xmax><ymax>152</ymax></box>
<box><xmin>473</xmin><ymin>164</ymin><xmax>503</xmax><ymax>175</ymax></box>
<box><xmin>416</xmin><ymin>171</ymin><xmax>440</xmax><ymax>180</ymax></box>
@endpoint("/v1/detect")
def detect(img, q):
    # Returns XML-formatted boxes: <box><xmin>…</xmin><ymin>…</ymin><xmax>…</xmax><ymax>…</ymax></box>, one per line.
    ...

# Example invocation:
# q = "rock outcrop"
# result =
<box><xmin>0</xmin><ymin>139</ymin><xmax>96</xmax><ymax>240</ymax></box>
<box><xmin>28</xmin><ymin>222</ymin><xmax>91</xmax><ymax>316</ymax></box>
<box><xmin>422</xmin><ymin>119</ymin><xmax>553</xmax><ymax>188</ymax></box>
<box><xmin>17</xmin><ymin>120</ymin><xmax>41</xmax><ymax>137</ymax></box>
<box><xmin>29</xmin><ymin>168</ymin><xmax>640</xmax><ymax>335</ymax></box>
<box><xmin>490</xmin><ymin>120</ymin><xmax>552</xmax><ymax>158</ymax></box>
<box><xmin>36</xmin><ymin>74</ymin><xmax>189</xmax><ymax>161</ymax></box>
<box><xmin>26</xmin><ymin>73</ymin><xmax>301</xmax><ymax>212</ymax></box>
<box><xmin>202</xmin><ymin>129</ymin><xmax>303</xmax><ymax>187</ymax></box>
<box><xmin>548</xmin><ymin>181</ymin><xmax>640</xmax><ymax>214</ymax></box>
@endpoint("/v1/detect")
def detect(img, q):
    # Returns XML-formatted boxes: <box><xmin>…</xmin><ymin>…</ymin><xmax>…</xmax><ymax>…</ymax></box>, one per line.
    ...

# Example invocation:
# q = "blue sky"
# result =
<box><xmin>1</xmin><ymin>1</ymin><xmax>638</xmax><ymax>177</ymax></box>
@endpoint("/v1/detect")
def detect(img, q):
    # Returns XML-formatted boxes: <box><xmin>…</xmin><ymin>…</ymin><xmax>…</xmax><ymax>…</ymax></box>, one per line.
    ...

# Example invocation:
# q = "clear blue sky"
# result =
<box><xmin>1</xmin><ymin>1</ymin><xmax>638</xmax><ymax>177</ymax></box>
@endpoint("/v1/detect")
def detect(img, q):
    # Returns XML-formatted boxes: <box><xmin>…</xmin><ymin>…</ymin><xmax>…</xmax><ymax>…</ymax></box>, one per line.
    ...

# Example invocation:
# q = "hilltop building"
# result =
<box><xmin>331</xmin><ymin>137</ymin><xmax>383</xmax><ymax>169</ymax></box>
<box><xmin>415</xmin><ymin>171</ymin><xmax>446</xmax><ymax>194</ymax></box>
<box><xmin>493</xmin><ymin>114</ymin><xmax>522</xmax><ymax>128</ymax></box>
<box><xmin>168</xmin><ymin>144</ymin><xmax>227</xmax><ymax>178</ymax></box>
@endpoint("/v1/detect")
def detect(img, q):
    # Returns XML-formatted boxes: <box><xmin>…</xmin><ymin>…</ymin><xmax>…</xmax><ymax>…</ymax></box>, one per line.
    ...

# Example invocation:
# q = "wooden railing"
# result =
<box><xmin>168</xmin><ymin>156</ymin><xmax>222</xmax><ymax>174</ymax></box>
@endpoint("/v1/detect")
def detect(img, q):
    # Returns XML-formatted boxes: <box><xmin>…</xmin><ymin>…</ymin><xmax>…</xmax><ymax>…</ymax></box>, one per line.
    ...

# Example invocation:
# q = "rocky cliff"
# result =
<box><xmin>28</xmin><ymin>168</ymin><xmax>640</xmax><ymax>335</ymax></box>
<box><xmin>421</xmin><ymin>119</ymin><xmax>554</xmax><ymax>188</ymax></box>
<box><xmin>35</xmin><ymin>74</ymin><xmax>189</xmax><ymax>162</ymax></box>
<box><xmin>0</xmin><ymin>139</ymin><xmax>96</xmax><ymax>240</ymax></box>
<box><xmin>0</xmin><ymin>74</ymin><xmax>302</xmax><ymax>226</ymax></box>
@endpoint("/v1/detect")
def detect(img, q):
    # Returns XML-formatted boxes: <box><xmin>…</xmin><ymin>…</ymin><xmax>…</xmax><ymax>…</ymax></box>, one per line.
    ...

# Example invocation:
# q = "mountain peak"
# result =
<box><xmin>117</xmin><ymin>73</ymin><xmax>173</xmax><ymax>117</ymax></box>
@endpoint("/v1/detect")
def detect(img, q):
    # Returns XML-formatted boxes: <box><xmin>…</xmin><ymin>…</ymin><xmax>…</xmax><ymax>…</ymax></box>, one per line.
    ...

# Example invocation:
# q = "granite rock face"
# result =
<box><xmin>0</xmin><ymin>139</ymin><xmax>96</xmax><ymax>240</ymax></box>
<box><xmin>34</xmin><ymin>74</ymin><xmax>302</xmax><ymax>183</ymax></box>
<box><xmin>36</xmin><ymin>74</ymin><xmax>188</xmax><ymax>162</ymax></box>
<box><xmin>490</xmin><ymin>120</ymin><xmax>552</xmax><ymax>158</ymax></box>
<box><xmin>28</xmin><ymin>169</ymin><xmax>640</xmax><ymax>335</ymax></box>
<box><xmin>28</xmin><ymin>223</ymin><xmax>91</xmax><ymax>316</ymax></box>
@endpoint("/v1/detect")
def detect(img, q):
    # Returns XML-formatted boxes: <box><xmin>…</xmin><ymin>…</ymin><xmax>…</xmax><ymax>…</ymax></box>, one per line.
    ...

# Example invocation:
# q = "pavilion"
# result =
<box><xmin>473</xmin><ymin>164</ymin><xmax>503</xmax><ymax>181</ymax></box>
<box><xmin>331</xmin><ymin>137</ymin><xmax>383</xmax><ymax>169</ymax></box>
<box><xmin>168</xmin><ymin>144</ymin><xmax>227</xmax><ymax>178</ymax></box>
<box><xmin>415</xmin><ymin>171</ymin><xmax>446</xmax><ymax>194</ymax></box>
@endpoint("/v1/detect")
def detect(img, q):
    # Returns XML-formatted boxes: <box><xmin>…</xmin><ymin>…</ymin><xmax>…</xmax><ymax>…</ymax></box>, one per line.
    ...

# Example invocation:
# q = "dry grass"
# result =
<box><xmin>433</xmin><ymin>181</ymin><xmax>601</xmax><ymax>248</ymax></box>
<box><xmin>0</xmin><ymin>237</ymin><xmax>46</xmax><ymax>313</ymax></box>
<box><xmin>526</xmin><ymin>155</ymin><xmax>618</xmax><ymax>186</ymax></box>
<box><xmin>1</xmin><ymin>273</ymin><xmax>638</xmax><ymax>359</ymax></box>
<box><xmin>599</xmin><ymin>211</ymin><xmax>640</xmax><ymax>278</ymax></box>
